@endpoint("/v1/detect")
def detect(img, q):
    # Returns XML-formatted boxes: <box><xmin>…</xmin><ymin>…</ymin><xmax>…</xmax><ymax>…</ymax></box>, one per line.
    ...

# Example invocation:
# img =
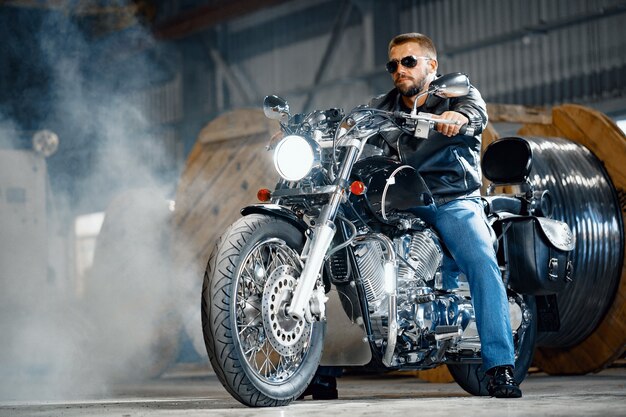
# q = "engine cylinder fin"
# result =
<box><xmin>354</xmin><ymin>241</ymin><xmax>386</xmax><ymax>306</ymax></box>
<box><xmin>408</xmin><ymin>231</ymin><xmax>443</xmax><ymax>282</ymax></box>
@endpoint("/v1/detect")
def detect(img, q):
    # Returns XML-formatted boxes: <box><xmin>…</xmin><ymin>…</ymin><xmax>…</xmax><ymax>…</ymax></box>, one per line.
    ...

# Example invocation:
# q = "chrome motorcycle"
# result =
<box><xmin>201</xmin><ymin>73</ymin><xmax>575</xmax><ymax>406</ymax></box>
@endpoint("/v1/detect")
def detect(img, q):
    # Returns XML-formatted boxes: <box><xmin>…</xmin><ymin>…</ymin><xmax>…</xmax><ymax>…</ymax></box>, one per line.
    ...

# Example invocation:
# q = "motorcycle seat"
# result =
<box><xmin>482</xmin><ymin>195</ymin><xmax>522</xmax><ymax>216</ymax></box>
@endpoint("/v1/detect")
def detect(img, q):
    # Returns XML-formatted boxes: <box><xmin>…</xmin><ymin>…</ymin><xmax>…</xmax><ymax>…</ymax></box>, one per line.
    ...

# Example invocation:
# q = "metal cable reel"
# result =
<box><xmin>499</xmin><ymin>104</ymin><xmax>626</xmax><ymax>375</ymax></box>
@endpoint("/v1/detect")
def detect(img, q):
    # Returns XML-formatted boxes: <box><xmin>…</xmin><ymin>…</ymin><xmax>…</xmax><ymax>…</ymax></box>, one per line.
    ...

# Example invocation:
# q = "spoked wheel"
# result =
<box><xmin>447</xmin><ymin>294</ymin><xmax>537</xmax><ymax>396</ymax></box>
<box><xmin>202</xmin><ymin>214</ymin><xmax>325</xmax><ymax>407</ymax></box>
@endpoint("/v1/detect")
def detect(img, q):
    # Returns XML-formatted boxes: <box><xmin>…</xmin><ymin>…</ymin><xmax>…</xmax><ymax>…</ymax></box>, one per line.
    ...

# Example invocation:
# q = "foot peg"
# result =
<box><xmin>434</xmin><ymin>325</ymin><xmax>461</xmax><ymax>340</ymax></box>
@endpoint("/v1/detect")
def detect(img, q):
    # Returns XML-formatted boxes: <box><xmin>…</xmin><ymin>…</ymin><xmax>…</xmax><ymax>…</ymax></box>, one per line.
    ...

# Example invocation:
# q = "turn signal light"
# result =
<box><xmin>257</xmin><ymin>188</ymin><xmax>272</xmax><ymax>202</ymax></box>
<box><xmin>350</xmin><ymin>181</ymin><xmax>366</xmax><ymax>195</ymax></box>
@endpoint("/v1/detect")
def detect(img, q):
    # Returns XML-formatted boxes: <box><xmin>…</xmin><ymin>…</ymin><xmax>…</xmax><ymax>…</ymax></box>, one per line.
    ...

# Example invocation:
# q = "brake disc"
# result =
<box><xmin>262</xmin><ymin>265</ymin><xmax>310</xmax><ymax>356</ymax></box>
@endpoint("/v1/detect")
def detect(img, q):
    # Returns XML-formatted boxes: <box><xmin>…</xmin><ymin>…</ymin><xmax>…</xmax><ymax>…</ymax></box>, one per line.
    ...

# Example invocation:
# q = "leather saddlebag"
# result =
<box><xmin>502</xmin><ymin>217</ymin><xmax>575</xmax><ymax>295</ymax></box>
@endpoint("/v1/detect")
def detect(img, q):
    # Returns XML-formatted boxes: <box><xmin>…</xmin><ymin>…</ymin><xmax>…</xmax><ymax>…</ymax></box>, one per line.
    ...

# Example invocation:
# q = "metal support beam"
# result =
<box><xmin>153</xmin><ymin>0</ymin><xmax>292</xmax><ymax>40</ymax></box>
<box><xmin>301</xmin><ymin>0</ymin><xmax>353</xmax><ymax>113</ymax></box>
<box><xmin>2</xmin><ymin>0</ymin><xmax>69</xmax><ymax>11</ymax></box>
<box><xmin>358</xmin><ymin>0</ymin><xmax>375</xmax><ymax>73</ymax></box>
<box><xmin>205</xmin><ymin>45</ymin><xmax>254</xmax><ymax>105</ymax></box>
<box><xmin>1</xmin><ymin>0</ymin><xmax>145</xmax><ymax>16</ymax></box>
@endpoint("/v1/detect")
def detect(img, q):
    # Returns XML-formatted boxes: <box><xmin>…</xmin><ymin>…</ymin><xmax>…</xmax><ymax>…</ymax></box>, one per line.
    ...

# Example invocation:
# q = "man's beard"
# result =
<box><xmin>397</xmin><ymin>77</ymin><xmax>427</xmax><ymax>97</ymax></box>
<box><xmin>396</xmin><ymin>68</ymin><xmax>430</xmax><ymax>97</ymax></box>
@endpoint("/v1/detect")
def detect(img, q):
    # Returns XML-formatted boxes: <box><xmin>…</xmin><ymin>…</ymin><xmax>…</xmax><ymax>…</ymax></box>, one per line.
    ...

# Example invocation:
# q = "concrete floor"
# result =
<box><xmin>1</xmin><ymin>364</ymin><xmax>624</xmax><ymax>416</ymax></box>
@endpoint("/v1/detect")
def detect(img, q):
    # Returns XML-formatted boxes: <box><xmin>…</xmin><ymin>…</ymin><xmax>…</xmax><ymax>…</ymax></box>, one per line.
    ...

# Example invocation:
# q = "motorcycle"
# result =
<box><xmin>200</xmin><ymin>73</ymin><xmax>575</xmax><ymax>406</ymax></box>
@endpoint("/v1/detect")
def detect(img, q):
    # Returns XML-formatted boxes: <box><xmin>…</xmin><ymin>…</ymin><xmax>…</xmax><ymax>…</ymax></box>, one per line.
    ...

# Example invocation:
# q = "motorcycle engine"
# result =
<box><xmin>354</xmin><ymin>229</ymin><xmax>476</xmax><ymax>364</ymax></box>
<box><xmin>355</xmin><ymin>230</ymin><xmax>442</xmax><ymax>305</ymax></box>
<box><xmin>355</xmin><ymin>230</ymin><xmax>443</xmax><ymax>328</ymax></box>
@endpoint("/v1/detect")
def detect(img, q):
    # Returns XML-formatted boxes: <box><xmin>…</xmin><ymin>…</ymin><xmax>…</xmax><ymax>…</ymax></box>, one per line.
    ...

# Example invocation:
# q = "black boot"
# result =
<box><xmin>297</xmin><ymin>375</ymin><xmax>338</xmax><ymax>400</ymax></box>
<box><xmin>487</xmin><ymin>366</ymin><xmax>522</xmax><ymax>398</ymax></box>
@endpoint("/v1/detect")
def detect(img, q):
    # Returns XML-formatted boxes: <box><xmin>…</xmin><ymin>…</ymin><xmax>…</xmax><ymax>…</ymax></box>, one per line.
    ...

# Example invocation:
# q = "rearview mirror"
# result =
<box><xmin>429</xmin><ymin>73</ymin><xmax>470</xmax><ymax>98</ymax></box>
<box><xmin>263</xmin><ymin>95</ymin><xmax>290</xmax><ymax>122</ymax></box>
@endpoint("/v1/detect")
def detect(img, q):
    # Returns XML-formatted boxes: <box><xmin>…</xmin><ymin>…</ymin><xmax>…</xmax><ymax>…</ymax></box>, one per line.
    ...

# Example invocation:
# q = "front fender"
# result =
<box><xmin>241</xmin><ymin>204</ymin><xmax>308</xmax><ymax>232</ymax></box>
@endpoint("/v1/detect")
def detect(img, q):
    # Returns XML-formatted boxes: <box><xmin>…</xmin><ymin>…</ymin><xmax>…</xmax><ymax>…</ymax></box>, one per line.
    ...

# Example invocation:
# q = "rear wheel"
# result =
<box><xmin>447</xmin><ymin>294</ymin><xmax>536</xmax><ymax>396</ymax></box>
<box><xmin>201</xmin><ymin>214</ymin><xmax>325</xmax><ymax>407</ymax></box>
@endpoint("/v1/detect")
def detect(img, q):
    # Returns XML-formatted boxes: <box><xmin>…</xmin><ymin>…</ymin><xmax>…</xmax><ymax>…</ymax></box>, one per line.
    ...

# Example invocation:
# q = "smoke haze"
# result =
<box><xmin>0</xmin><ymin>3</ymin><xmax>189</xmax><ymax>402</ymax></box>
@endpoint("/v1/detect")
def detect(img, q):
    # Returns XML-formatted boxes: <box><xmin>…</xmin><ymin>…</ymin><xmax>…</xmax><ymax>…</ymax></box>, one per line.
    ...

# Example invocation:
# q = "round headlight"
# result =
<box><xmin>273</xmin><ymin>135</ymin><xmax>317</xmax><ymax>181</ymax></box>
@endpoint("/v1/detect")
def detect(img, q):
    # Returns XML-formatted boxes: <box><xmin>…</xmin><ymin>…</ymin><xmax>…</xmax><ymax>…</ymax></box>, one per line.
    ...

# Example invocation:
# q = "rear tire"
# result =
<box><xmin>201</xmin><ymin>214</ymin><xmax>325</xmax><ymax>407</ymax></box>
<box><xmin>447</xmin><ymin>294</ymin><xmax>536</xmax><ymax>396</ymax></box>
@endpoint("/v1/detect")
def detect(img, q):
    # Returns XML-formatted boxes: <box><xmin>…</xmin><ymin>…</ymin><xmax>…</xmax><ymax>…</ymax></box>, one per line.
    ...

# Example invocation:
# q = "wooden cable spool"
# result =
<box><xmin>486</xmin><ymin>103</ymin><xmax>626</xmax><ymax>375</ymax></box>
<box><xmin>172</xmin><ymin>109</ymin><xmax>280</xmax><ymax>357</ymax></box>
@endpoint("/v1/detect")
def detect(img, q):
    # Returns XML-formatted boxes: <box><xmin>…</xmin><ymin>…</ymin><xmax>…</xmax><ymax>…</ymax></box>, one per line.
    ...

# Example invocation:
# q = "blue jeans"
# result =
<box><xmin>411</xmin><ymin>197</ymin><xmax>515</xmax><ymax>371</ymax></box>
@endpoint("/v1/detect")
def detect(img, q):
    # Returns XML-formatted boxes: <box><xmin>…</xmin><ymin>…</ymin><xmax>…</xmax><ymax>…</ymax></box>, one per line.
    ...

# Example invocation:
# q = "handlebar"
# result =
<box><xmin>391</xmin><ymin>110</ymin><xmax>475</xmax><ymax>138</ymax></box>
<box><xmin>341</xmin><ymin>107</ymin><xmax>474</xmax><ymax>142</ymax></box>
<box><xmin>459</xmin><ymin>124</ymin><xmax>474</xmax><ymax>136</ymax></box>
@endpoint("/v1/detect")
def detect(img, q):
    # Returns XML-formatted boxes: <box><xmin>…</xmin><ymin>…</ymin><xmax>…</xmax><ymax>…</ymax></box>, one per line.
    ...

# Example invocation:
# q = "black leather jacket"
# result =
<box><xmin>369</xmin><ymin>82</ymin><xmax>488</xmax><ymax>206</ymax></box>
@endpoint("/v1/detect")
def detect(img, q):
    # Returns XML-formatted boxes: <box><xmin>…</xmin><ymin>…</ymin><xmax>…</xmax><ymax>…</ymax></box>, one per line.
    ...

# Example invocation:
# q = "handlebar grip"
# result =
<box><xmin>459</xmin><ymin>125</ymin><xmax>474</xmax><ymax>136</ymax></box>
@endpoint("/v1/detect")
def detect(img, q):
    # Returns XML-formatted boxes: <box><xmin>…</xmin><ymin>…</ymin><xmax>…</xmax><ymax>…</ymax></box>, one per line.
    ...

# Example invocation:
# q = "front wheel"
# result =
<box><xmin>447</xmin><ymin>294</ymin><xmax>537</xmax><ymax>396</ymax></box>
<box><xmin>201</xmin><ymin>214</ymin><xmax>325</xmax><ymax>407</ymax></box>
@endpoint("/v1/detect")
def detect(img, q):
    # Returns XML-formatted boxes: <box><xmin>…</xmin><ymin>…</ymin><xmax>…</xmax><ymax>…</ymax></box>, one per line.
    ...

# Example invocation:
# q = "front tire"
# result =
<box><xmin>447</xmin><ymin>294</ymin><xmax>537</xmax><ymax>396</ymax></box>
<box><xmin>201</xmin><ymin>214</ymin><xmax>325</xmax><ymax>407</ymax></box>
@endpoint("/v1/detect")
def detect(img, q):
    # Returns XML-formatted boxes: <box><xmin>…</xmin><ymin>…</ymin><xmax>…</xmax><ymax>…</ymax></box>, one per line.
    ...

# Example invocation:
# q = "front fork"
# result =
<box><xmin>286</xmin><ymin>133</ymin><xmax>401</xmax><ymax>367</ymax></box>
<box><xmin>287</xmin><ymin>143</ymin><xmax>361</xmax><ymax>322</ymax></box>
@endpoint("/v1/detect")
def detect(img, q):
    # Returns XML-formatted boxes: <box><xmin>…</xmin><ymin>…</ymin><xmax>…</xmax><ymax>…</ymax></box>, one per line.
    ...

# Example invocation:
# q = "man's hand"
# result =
<box><xmin>432</xmin><ymin>111</ymin><xmax>469</xmax><ymax>137</ymax></box>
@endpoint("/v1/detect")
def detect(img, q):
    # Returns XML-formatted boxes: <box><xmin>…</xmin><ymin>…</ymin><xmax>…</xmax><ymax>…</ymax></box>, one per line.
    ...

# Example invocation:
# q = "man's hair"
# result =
<box><xmin>388</xmin><ymin>33</ymin><xmax>437</xmax><ymax>58</ymax></box>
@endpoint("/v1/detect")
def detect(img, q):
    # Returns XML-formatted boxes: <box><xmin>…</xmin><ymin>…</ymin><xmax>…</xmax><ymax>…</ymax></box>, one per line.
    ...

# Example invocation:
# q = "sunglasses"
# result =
<box><xmin>385</xmin><ymin>55</ymin><xmax>431</xmax><ymax>74</ymax></box>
